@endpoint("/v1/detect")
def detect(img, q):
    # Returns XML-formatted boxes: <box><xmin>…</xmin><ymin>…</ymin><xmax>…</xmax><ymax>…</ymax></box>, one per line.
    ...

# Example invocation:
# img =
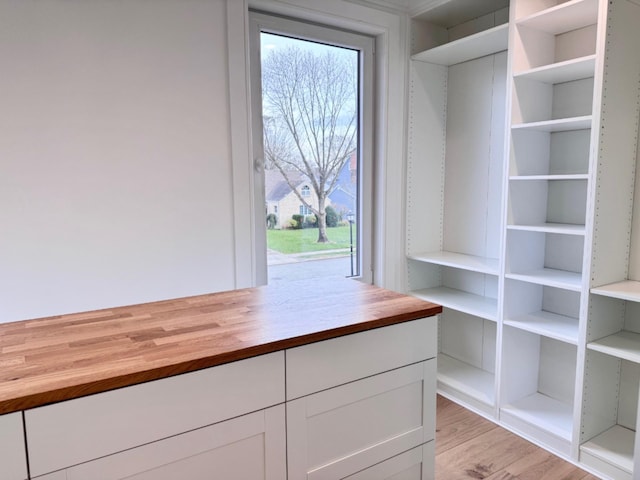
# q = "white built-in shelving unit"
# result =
<box><xmin>406</xmin><ymin>0</ymin><xmax>640</xmax><ymax>477</ymax></box>
<box><xmin>407</xmin><ymin>0</ymin><xmax>509</xmax><ymax>417</ymax></box>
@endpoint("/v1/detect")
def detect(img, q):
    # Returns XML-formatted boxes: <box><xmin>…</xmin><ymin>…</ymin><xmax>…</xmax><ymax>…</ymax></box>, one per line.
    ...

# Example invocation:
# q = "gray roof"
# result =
<box><xmin>265</xmin><ymin>170</ymin><xmax>305</xmax><ymax>202</ymax></box>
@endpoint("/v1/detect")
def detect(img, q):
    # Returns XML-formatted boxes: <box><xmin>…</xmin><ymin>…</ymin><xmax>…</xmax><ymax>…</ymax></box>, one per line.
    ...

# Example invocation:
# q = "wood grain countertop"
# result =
<box><xmin>0</xmin><ymin>278</ymin><xmax>441</xmax><ymax>415</ymax></box>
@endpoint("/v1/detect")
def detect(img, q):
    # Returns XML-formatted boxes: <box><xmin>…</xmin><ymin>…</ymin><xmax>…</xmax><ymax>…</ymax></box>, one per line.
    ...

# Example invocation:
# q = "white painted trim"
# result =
<box><xmin>228</xmin><ymin>0</ymin><xmax>260</xmax><ymax>288</ymax></box>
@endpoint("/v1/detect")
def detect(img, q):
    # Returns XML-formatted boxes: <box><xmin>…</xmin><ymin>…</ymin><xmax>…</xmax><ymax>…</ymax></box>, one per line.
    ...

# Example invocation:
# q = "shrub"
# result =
<box><xmin>325</xmin><ymin>206</ymin><xmax>338</xmax><ymax>228</ymax></box>
<box><xmin>303</xmin><ymin>214</ymin><xmax>317</xmax><ymax>228</ymax></box>
<box><xmin>285</xmin><ymin>219</ymin><xmax>298</xmax><ymax>229</ymax></box>
<box><xmin>266</xmin><ymin>213</ymin><xmax>278</xmax><ymax>229</ymax></box>
<box><xmin>291</xmin><ymin>214</ymin><xmax>304</xmax><ymax>229</ymax></box>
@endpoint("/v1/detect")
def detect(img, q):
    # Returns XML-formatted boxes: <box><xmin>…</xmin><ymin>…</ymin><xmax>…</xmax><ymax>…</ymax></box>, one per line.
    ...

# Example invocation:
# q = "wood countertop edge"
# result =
<box><xmin>0</xmin><ymin>304</ymin><xmax>442</xmax><ymax>415</ymax></box>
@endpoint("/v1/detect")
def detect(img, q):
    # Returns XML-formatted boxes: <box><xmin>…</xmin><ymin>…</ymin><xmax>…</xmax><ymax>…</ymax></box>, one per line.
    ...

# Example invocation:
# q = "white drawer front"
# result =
<box><xmin>26</xmin><ymin>351</ymin><xmax>285</xmax><ymax>477</ymax></box>
<box><xmin>59</xmin><ymin>405</ymin><xmax>286</xmax><ymax>480</ymax></box>
<box><xmin>0</xmin><ymin>412</ymin><xmax>28</xmax><ymax>480</ymax></box>
<box><xmin>287</xmin><ymin>359</ymin><xmax>436</xmax><ymax>480</ymax></box>
<box><xmin>286</xmin><ymin>317</ymin><xmax>437</xmax><ymax>400</ymax></box>
<box><xmin>344</xmin><ymin>442</ymin><xmax>434</xmax><ymax>480</ymax></box>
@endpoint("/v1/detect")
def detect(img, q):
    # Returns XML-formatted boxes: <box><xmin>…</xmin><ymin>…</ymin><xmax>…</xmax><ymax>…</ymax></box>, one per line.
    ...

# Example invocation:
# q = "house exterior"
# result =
<box><xmin>265</xmin><ymin>151</ymin><xmax>357</xmax><ymax>229</ymax></box>
<box><xmin>265</xmin><ymin>170</ymin><xmax>327</xmax><ymax>228</ymax></box>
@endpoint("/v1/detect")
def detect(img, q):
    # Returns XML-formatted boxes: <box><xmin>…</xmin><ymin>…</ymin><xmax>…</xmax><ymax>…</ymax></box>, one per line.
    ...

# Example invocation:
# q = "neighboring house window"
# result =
<box><xmin>274</xmin><ymin>205</ymin><xmax>278</xmax><ymax>213</ymax></box>
<box><xmin>300</xmin><ymin>205</ymin><xmax>311</xmax><ymax>216</ymax></box>
<box><xmin>301</xmin><ymin>185</ymin><xmax>310</xmax><ymax>197</ymax></box>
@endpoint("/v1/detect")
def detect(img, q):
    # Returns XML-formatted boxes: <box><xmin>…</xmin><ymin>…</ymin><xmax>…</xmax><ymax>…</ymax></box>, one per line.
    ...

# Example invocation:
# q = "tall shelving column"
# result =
<box><xmin>501</xmin><ymin>0</ymin><xmax>600</xmax><ymax>459</ymax></box>
<box><xmin>577</xmin><ymin>0</ymin><xmax>640</xmax><ymax>477</ymax></box>
<box><xmin>406</xmin><ymin>0</ymin><xmax>509</xmax><ymax>418</ymax></box>
<box><xmin>502</xmin><ymin>0</ymin><xmax>640</xmax><ymax>473</ymax></box>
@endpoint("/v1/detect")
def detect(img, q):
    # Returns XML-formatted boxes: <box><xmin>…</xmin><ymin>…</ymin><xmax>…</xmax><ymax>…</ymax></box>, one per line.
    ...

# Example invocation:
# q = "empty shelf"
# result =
<box><xmin>591</xmin><ymin>280</ymin><xmax>640</xmax><ymax>302</ymax></box>
<box><xmin>412</xmin><ymin>23</ymin><xmax>508</xmax><ymax>66</ymax></box>
<box><xmin>510</xmin><ymin>174</ymin><xmax>589</xmax><ymax>181</ymax></box>
<box><xmin>512</xmin><ymin>116</ymin><xmax>592</xmax><ymax>132</ymax></box>
<box><xmin>411</xmin><ymin>287</ymin><xmax>498</xmax><ymax>321</ymax></box>
<box><xmin>506</xmin><ymin>268</ymin><xmax>582</xmax><ymax>291</ymax></box>
<box><xmin>507</xmin><ymin>223</ymin><xmax>585</xmax><ymax>235</ymax></box>
<box><xmin>581</xmin><ymin>425</ymin><xmax>634</xmax><ymax>477</ymax></box>
<box><xmin>514</xmin><ymin>55</ymin><xmax>596</xmax><ymax>84</ymax></box>
<box><xmin>438</xmin><ymin>354</ymin><xmax>495</xmax><ymax>406</ymax></box>
<box><xmin>588</xmin><ymin>331</ymin><xmax>640</xmax><ymax>364</ymax></box>
<box><xmin>502</xmin><ymin>392</ymin><xmax>573</xmax><ymax>441</ymax></box>
<box><xmin>517</xmin><ymin>0</ymin><xmax>598</xmax><ymax>34</ymax></box>
<box><xmin>504</xmin><ymin>310</ymin><xmax>579</xmax><ymax>345</ymax></box>
<box><xmin>408</xmin><ymin>251</ymin><xmax>499</xmax><ymax>275</ymax></box>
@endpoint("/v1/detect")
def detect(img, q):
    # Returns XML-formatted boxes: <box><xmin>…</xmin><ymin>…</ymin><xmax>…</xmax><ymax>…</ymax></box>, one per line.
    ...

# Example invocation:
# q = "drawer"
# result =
<box><xmin>26</xmin><ymin>351</ymin><xmax>285</xmax><ymax>477</ymax></box>
<box><xmin>0</xmin><ymin>412</ymin><xmax>28</xmax><ymax>480</ymax></box>
<box><xmin>344</xmin><ymin>442</ymin><xmax>434</xmax><ymax>480</ymax></box>
<box><xmin>287</xmin><ymin>359</ymin><xmax>436</xmax><ymax>480</ymax></box>
<box><xmin>286</xmin><ymin>317</ymin><xmax>436</xmax><ymax>400</ymax></box>
<box><xmin>36</xmin><ymin>405</ymin><xmax>286</xmax><ymax>480</ymax></box>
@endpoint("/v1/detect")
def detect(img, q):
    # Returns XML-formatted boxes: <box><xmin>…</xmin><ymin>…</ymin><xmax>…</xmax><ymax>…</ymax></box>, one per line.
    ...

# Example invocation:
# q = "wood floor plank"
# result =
<box><xmin>436</xmin><ymin>395</ymin><xmax>498</xmax><ymax>455</ymax></box>
<box><xmin>436</xmin><ymin>396</ymin><xmax>599</xmax><ymax>480</ymax></box>
<box><xmin>438</xmin><ymin>424</ymin><xmax>540</xmax><ymax>478</ymax></box>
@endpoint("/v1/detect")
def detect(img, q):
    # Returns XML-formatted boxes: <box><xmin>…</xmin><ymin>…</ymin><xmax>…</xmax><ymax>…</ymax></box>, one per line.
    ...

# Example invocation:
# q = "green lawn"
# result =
<box><xmin>267</xmin><ymin>226</ymin><xmax>356</xmax><ymax>254</ymax></box>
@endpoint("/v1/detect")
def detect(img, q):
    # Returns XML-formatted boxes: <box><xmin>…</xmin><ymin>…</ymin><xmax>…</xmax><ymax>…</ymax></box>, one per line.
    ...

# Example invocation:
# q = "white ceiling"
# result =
<box><xmin>345</xmin><ymin>0</ymin><xmax>509</xmax><ymax>23</ymax></box>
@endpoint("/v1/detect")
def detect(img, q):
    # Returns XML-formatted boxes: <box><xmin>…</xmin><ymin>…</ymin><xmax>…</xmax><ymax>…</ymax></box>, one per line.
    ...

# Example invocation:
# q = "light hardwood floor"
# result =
<box><xmin>436</xmin><ymin>395</ymin><xmax>601</xmax><ymax>479</ymax></box>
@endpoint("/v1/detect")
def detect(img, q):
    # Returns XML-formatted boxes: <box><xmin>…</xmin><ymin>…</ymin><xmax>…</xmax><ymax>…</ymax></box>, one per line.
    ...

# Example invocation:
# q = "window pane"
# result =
<box><xmin>261</xmin><ymin>32</ymin><xmax>360</xmax><ymax>282</ymax></box>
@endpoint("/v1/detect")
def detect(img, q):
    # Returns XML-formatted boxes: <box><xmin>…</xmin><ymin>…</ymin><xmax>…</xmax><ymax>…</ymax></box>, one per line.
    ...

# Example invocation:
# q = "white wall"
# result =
<box><xmin>0</xmin><ymin>0</ymin><xmax>237</xmax><ymax>322</ymax></box>
<box><xmin>0</xmin><ymin>0</ymin><xmax>409</xmax><ymax>324</ymax></box>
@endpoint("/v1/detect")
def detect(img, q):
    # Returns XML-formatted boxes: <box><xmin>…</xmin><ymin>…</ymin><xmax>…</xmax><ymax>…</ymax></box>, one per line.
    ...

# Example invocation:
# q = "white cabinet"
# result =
<box><xmin>26</xmin><ymin>318</ymin><xmax>438</xmax><ymax>480</ymax></box>
<box><xmin>286</xmin><ymin>317</ymin><xmax>437</xmax><ymax>480</ymax></box>
<box><xmin>0</xmin><ymin>412</ymin><xmax>28</xmax><ymax>480</ymax></box>
<box><xmin>37</xmin><ymin>405</ymin><xmax>286</xmax><ymax>480</ymax></box>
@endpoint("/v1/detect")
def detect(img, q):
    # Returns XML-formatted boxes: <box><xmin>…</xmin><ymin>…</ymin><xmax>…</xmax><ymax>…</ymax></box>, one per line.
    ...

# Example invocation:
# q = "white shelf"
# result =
<box><xmin>517</xmin><ymin>0</ymin><xmax>599</xmax><ymax>34</ymax></box>
<box><xmin>514</xmin><ymin>55</ymin><xmax>596</xmax><ymax>84</ymax></box>
<box><xmin>507</xmin><ymin>223</ymin><xmax>585</xmax><ymax>235</ymax></box>
<box><xmin>408</xmin><ymin>251</ymin><xmax>499</xmax><ymax>275</ymax></box>
<box><xmin>504</xmin><ymin>311</ymin><xmax>579</xmax><ymax>345</ymax></box>
<box><xmin>510</xmin><ymin>174</ymin><xmax>589</xmax><ymax>181</ymax></box>
<box><xmin>581</xmin><ymin>425</ymin><xmax>635</xmax><ymax>476</ymax></box>
<box><xmin>438</xmin><ymin>354</ymin><xmax>495</xmax><ymax>406</ymax></box>
<box><xmin>502</xmin><ymin>392</ymin><xmax>573</xmax><ymax>441</ymax></box>
<box><xmin>592</xmin><ymin>280</ymin><xmax>640</xmax><ymax>302</ymax></box>
<box><xmin>411</xmin><ymin>287</ymin><xmax>498</xmax><ymax>321</ymax></box>
<box><xmin>512</xmin><ymin>116</ymin><xmax>592</xmax><ymax>132</ymax></box>
<box><xmin>506</xmin><ymin>268</ymin><xmax>582</xmax><ymax>291</ymax></box>
<box><xmin>588</xmin><ymin>331</ymin><xmax>640</xmax><ymax>364</ymax></box>
<box><xmin>412</xmin><ymin>23</ymin><xmax>509</xmax><ymax>66</ymax></box>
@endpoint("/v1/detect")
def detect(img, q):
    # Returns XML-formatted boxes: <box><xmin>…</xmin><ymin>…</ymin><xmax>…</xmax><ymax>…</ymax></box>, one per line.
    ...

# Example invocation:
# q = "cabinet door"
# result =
<box><xmin>0</xmin><ymin>412</ymin><xmax>28</xmax><ymax>480</ymax></box>
<box><xmin>344</xmin><ymin>442</ymin><xmax>434</xmax><ymax>480</ymax></box>
<box><xmin>287</xmin><ymin>360</ymin><xmax>436</xmax><ymax>480</ymax></box>
<box><xmin>58</xmin><ymin>405</ymin><xmax>285</xmax><ymax>480</ymax></box>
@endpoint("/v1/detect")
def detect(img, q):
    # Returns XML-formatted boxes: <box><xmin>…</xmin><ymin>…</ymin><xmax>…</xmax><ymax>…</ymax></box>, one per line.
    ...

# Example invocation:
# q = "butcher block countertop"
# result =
<box><xmin>0</xmin><ymin>278</ymin><xmax>441</xmax><ymax>415</ymax></box>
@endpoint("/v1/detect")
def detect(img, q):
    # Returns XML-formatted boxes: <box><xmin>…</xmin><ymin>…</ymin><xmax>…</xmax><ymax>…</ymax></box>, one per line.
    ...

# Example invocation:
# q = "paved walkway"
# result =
<box><xmin>268</xmin><ymin>254</ymin><xmax>355</xmax><ymax>283</ymax></box>
<box><xmin>267</xmin><ymin>248</ymin><xmax>351</xmax><ymax>265</ymax></box>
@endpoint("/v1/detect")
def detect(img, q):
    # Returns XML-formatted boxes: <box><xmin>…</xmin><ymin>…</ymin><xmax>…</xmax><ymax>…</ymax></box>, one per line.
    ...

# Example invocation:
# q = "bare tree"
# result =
<box><xmin>262</xmin><ymin>44</ymin><xmax>357</xmax><ymax>243</ymax></box>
